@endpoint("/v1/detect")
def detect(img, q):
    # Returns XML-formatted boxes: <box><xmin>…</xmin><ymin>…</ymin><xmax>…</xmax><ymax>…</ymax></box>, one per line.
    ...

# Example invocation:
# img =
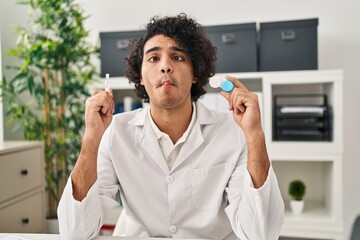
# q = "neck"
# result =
<box><xmin>150</xmin><ymin>101</ymin><xmax>193</xmax><ymax>143</ymax></box>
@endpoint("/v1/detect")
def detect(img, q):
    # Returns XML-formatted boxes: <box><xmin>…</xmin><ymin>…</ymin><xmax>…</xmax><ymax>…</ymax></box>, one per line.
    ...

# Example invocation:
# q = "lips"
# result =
<box><xmin>156</xmin><ymin>77</ymin><xmax>175</xmax><ymax>88</ymax></box>
<box><xmin>162</xmin><ymin>81</ymin><xmax>172</xmax><ymax>86</ymax></box>
<box><xmin>162</xmin><ymin>81</ymin><xmax>173</xmax><ymax>90</ymax></box>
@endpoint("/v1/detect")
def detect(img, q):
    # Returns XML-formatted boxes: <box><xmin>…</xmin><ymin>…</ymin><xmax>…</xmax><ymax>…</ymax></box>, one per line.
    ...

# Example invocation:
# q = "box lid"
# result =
<box><xmin>260</xmin><ymin>18</ymin><xmax>318</xmax><ymax>30</ymax></box>
<box><xmin>205</xmin><ymin>22</ymin><xmax>256</xmax><ymax>32</ymax></box>
<box><xmin>100</xmin><ymin>30</ymin><xmax>143</xmax><ymax>40</ymax></box>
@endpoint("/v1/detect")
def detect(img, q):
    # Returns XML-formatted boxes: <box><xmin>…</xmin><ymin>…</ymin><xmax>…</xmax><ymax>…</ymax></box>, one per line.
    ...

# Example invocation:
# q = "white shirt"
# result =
<box><xmin>149</xmin><ymin>102</ymin><xmax>196</xmax><ymax>169</ymax></box>
<box><xmin>58</xmin><ymin>101</ymin><xmax>284</xmax><ymax>240</ymax></box>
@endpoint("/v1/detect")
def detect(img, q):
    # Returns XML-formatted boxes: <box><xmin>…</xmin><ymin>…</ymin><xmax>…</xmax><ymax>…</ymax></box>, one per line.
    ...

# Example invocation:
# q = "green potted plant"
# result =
<box><xmin>288</xmin><ymin>179</ymin><xmax>306</xmax><ymax>215</ymax></box>
<box><xmin>0</xmin><ymin>0</ymin><xmax>98</xmax><ymax>224</ymax></box>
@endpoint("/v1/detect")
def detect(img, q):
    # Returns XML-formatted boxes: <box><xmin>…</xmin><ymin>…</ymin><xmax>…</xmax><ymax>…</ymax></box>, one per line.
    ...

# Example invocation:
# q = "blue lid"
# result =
<box><xmin>220</xmin><ymin>80</ymin><xmax>234</xmax><ymax>92</ymax></box>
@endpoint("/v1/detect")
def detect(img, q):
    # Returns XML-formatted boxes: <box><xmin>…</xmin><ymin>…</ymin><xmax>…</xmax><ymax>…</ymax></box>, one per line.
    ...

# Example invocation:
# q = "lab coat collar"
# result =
<box><xmin>129</xmin><ymin>101</ymin><xmax>218</xmax><ymax>174</ymax></box>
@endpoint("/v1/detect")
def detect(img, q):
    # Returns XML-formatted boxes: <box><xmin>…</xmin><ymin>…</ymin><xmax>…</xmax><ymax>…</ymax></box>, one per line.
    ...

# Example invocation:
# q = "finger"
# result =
<box><xmin>92</xmin><ymin>89</ymin><xmax>103</xmax><ymax>96</ymax></box>
<box><xmin>101</xmin><ymin>97</ymin><xmax>115</xmax><ymax>115</ymax></box>
<box><xmin>87</xmin><ymin>91</ymin><xmax>114</xmax><ymax>114</ymax></box>
<box><xmin>225</xmin><ymin>75</ymin><xmax>249</xmax><ymax>91</ymax></box>
<box><xmin>231</xmin><ymin>89</ymin><xmax>253</xmax><ymax>113</ymax></box>
<box><xmin>106</xmin><ymin>109</ymin><xmax>113</xmax><ymax>116</ymax></box>
<box><xmin>231</xmin><ymin>93</ymin><xmax>245</xmax><ymax>113</ymax></box>
<box><xmin>92</xmin><ymin>88</ymin><xmax>114</xmax><ymax>98</ymax></box>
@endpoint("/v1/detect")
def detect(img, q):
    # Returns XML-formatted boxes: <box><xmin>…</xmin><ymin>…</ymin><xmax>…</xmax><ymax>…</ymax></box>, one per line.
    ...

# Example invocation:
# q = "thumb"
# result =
<box><xmin>220</xmin><ymin>91</ymin><xmax>233</xmax><ymax>110</ymax></box>
<box><xmin>220</xmin><ymin>91</ymin><xmax>230</xmax><ymax>102</ymax></box>
<box><xmin>106</xmin><ymin>88</ymin><xmax>113</xmax><ymax>97</ymax></box>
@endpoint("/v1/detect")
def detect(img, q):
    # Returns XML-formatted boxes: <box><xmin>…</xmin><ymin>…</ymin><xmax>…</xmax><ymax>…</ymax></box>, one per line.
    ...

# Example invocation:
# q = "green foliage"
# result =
<box><xmin>0</xmin><ymin>0</ymin><xmax>98</xmax><ymax>218</ymax></box>
<box><xmin>288</xmin><ymin>179</ymin><xmax>306</xmax><ymax>201</ymax></box>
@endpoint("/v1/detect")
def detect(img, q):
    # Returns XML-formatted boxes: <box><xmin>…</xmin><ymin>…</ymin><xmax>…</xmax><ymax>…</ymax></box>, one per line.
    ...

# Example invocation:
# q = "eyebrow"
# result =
<box><xmin>144</xmin><ymin>46</ymin><xmax>186</xmax><ymax>55</ymax></box>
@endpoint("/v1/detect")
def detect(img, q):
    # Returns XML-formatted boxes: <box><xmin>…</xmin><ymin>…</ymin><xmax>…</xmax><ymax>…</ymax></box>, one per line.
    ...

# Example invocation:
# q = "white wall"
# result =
<box><xmin>0</xmin><ymin>31</ymin><xmax>3</xmax><ymax>143</ymax></box>
<box><xmin>1</xmin><ymin>0</ymin><xmax>360</xmax><ymax>238</ymax></box>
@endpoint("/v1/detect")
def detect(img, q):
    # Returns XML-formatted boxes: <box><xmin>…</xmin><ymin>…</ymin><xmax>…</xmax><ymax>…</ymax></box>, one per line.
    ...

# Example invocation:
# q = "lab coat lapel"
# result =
<box><xmin>170</xmin><ymin>102</ymin><xmax>217</xmax><ymax>171</ymax></box>
<box><xmin>132</xmin><ymin>108</ymin><xmax>170</xmax><ymax>175</ymax></box>
<box><xmin>170</xmin><ymin>121</ymin><xmax>203</xmax><ymax>171</ymax></box>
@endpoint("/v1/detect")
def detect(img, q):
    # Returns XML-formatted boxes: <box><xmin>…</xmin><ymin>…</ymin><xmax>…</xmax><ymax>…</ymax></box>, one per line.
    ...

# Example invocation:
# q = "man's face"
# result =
<box><xmin>140</xmin><ymin>34</ymin><xmax>195</xmax><ymax>110</ymax></box>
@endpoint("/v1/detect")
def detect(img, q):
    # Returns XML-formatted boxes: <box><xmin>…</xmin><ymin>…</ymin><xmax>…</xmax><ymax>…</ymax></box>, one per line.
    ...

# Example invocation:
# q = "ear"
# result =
<box><xmin>192</xmin><ymin>77</ymin><xmax>197</xmax><ymax>84</ymax></box>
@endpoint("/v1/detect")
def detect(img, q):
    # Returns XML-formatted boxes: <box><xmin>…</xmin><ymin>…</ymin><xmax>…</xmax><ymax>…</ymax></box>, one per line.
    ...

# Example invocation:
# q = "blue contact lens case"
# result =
<box><xmin>209</xmin><ymin>78</ymin><xmax>234</xmax><ymax>92</ymax></box>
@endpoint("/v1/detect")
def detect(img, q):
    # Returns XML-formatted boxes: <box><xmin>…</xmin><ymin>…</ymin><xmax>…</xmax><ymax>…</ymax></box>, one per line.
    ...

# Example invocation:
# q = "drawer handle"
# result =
<box><xmin>22</xmin><ymin>217</ymin><xmax>30</xmax><ymax>224</ymax></box>
<box><xmin>20</xmin><ymin>169</ymin><xmax>29</xmax><ymax>176</ymax></box>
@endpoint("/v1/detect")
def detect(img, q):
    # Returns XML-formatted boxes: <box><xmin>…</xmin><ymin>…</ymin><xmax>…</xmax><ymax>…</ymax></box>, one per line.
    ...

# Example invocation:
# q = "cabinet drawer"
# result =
<box><xmin>0</xmin><ymin>148</ymin><xmax>43</xmax><ymax>202</ymax></box>
<box><xmin>0</xmin><ymin>191</ymin><xmax>45</xmax><ymax>232</ymax></box>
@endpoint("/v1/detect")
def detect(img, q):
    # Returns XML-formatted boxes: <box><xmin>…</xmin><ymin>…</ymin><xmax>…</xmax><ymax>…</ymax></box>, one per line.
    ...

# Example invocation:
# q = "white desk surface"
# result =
<box><xmin>0</xmin><ymin>233</ymin><xmax>183</xmax><ymax>240</ymax></box>
<box><xmin>0</xmin><ymin>233</ymin><xmax>111</xmax><ymax>240</ymax></box>
<box><xmin>0</xmin><ymin>234</ymin><xmax>207</xmax><ymax>240</ymax></box>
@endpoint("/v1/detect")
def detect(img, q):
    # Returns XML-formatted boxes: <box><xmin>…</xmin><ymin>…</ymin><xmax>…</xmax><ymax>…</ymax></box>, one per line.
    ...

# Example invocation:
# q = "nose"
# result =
<box><xmin>160</xmin><ymin>59</ymin><xmax>173</xmax><ymax>74</ymax></box>
<box><xmin>161</xmin><ymin>68</ymin><xmax>172</xmax><ymax>73</ymax></box>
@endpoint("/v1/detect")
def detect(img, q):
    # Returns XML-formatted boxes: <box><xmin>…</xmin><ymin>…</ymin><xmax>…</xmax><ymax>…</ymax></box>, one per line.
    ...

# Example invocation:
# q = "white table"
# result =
<box><xmin>0</xmin><ymin>234</ymin><xmax>208</xmax><ymax>240</ymax></box>
<box><xmin>0</xmin><ymin>233</ymin><xmax>178</xmax><ymax>240</ymax></box>
<box><xmin>0</xmin><ymin>234</ymin><xmax>112</xmax><ymax>240</ymax></box>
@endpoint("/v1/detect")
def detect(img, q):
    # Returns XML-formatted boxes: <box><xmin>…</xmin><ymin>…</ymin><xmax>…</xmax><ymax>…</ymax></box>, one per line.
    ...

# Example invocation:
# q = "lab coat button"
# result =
<box><xmin>166</xmin><ymin>175</ymin><xmax>174</xmax><ymax>183</ymax></box>
<box><xmin>169</xmin><ymin>225</ymin><xmax>177</xmax><ymax>234</ymax></box>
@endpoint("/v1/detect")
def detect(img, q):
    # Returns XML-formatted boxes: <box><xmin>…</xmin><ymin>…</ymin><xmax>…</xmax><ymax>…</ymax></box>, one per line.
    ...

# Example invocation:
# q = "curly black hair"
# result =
<box><xmin>125</xmin><ymin>13</ymin><xmax>217</xmax><ymax>102</ymax></box>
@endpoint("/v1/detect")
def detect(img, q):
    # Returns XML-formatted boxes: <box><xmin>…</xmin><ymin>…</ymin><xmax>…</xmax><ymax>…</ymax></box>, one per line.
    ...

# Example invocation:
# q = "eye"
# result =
<box><xmin>173</xmin><ymin>55</ymin><xmax>184</xmax><ymax>61</ymax></box>
<box><xmin>148</xmin><ymin>56</ymin><xmax>159</xmax><ymax>62</ymax></box>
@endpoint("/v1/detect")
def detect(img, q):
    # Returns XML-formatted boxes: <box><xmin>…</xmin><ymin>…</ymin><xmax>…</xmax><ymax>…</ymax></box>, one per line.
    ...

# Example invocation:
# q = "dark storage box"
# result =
<box><xmin>259</xmin><ymin>18</ymin><xmax>318</xmax><ymax>71</ymax></box>
<box><xmin>100</xmin><ymin>31</ymin><xmax>143</xmax><ymax>77</ymax></box>
<box><xmin>204</xmin><ymin>23</ymin><xmax>258</xmax><ymax>73</ymax></box>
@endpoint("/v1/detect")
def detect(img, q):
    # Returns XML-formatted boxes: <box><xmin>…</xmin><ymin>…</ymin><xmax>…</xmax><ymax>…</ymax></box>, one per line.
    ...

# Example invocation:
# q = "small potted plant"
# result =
<box><xmin>288</xmin><ymin>179</ymin><xmax>306</xmax><ymax>215</ymax></box>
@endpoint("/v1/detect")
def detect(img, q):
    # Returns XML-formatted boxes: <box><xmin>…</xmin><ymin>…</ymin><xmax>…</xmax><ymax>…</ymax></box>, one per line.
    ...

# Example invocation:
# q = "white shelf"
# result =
<box><xmin>268</xmin><ymin>141</ymin><xmax>343</xmax><ymax>157</ymax></box>
<box><xmin>282</xmin><ymin>200</ymin><xmax>343</xmax><ymax>239</ymax></box>
<box><xmin>209</xmin><ymin>69</ymin><xmax>343</xmax><ymax>81</ymax></box>
<box><xmin>223</xmin><ymin>70</ymin><xmax>344</xmax><ymax>240</ymax></box>
<box><xmin>92</xmin><ymin>76</ymin><xmax>134</xmax><ymax>90</ymax></box>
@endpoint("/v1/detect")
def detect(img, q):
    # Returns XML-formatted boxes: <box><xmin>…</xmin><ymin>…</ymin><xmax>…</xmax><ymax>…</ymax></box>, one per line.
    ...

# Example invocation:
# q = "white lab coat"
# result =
<box><xmin>58</xmin><ymin>101</ymin><xmax>284</xmax><ymax>240</ymax></box>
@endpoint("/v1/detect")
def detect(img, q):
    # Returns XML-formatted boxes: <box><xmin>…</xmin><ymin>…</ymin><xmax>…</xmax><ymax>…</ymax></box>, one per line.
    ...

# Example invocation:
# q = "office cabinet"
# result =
<box><xmin>0</xmin><ymin>141</ymin><xmax>45</xmax><ymax>233</ymax></box>
<box><xmin>92</xmin><ymin>69</ymin><xmax>344</xmax><ymax>240</ymax></box>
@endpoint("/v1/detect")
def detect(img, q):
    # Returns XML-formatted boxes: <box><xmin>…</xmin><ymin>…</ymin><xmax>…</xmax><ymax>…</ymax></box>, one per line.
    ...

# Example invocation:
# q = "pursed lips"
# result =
<box><xmin>156</xmin><ymin>79</ymin><xmax>176</xmax><ymax>88</ymax></box>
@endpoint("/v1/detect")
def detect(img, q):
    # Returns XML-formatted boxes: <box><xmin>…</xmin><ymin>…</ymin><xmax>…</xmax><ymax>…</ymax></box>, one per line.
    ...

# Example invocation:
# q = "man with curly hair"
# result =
<box><xmin>58</xmin><ymin>13</ymin><xmax>284</xmax><ymax>240</ymax></box>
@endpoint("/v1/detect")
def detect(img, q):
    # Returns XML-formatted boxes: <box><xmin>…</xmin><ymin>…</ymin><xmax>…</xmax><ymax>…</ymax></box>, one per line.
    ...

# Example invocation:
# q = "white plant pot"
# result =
<box><xmin>46</xmin><ymin>218</ymin><xmax>59</xmax><ymax>234</ymax></box>
<box><xmin>290</xmin><ymin>200</ymin><xmax>304</xmax><ymax>215</ymax></box>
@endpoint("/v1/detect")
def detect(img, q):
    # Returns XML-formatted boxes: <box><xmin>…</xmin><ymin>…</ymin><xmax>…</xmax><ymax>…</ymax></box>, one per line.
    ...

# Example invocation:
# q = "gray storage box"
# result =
<box><xmin>204</xmin><ymin>23</ymin><xmax>258</xmax><ymax>73</ymax></box>
<box><xmin>259</xmin><ymin>18</ymin><xmax>318</xmax><ymax>71</ymax></box>
<box><xmin>100</xmin><ymin>30</ymin><xmax>143</xmax><ymax>77</ymax></box>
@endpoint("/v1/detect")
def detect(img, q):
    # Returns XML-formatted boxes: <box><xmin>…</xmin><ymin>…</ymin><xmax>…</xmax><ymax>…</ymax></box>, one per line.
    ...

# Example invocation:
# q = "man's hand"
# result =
<box><xmin>84</xmin><ymin>89</ymin><xmax>114</xmax><ymax>142</ymax></box>
<box><xmin>220</xmin><ymin>75</ymin><xmax>262</xmax><ymax>136</ymax></box>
